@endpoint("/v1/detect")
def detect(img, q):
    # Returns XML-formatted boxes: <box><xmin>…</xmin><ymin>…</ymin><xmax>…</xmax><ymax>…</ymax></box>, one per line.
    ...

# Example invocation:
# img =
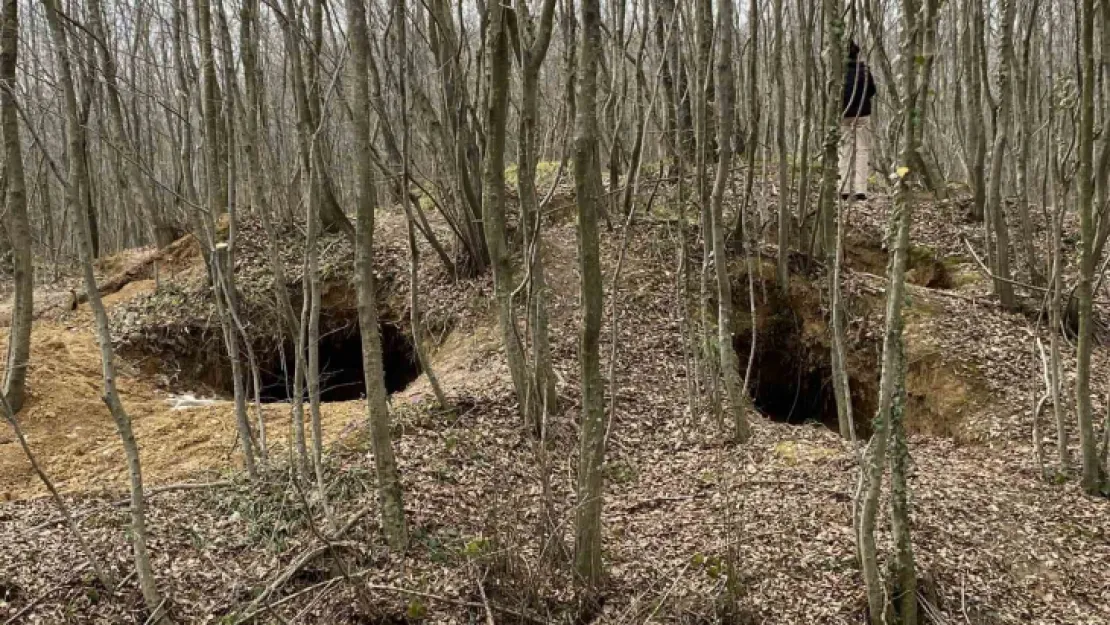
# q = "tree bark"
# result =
<box><xmin>347</xmin><ymin>0</ymin><xmax>408</xmax><ymax>549</ymax></box>
<box><xmin>482</xmin><ymin>1</ymin><xmax>540</xmax><ymax>431</ymax></box>
<box><xmin>573</xmin><ymin>0</ymin><xmax>606</xmax><ymax>591</ymax></box>
<box><xmin>711</xmin><ymin>0</ymin><xmax>749</xmax><ymax>442</ymax></box>
<box><xmin>517</xmin><ymin>0</ymin><xmax>561</xmax><ymax>417</ymax></box>
<box><xmin>197</xmin><ymin>0</ymin><xmax>256</xmax><ymax>478</ymax></box>
<box><xmin>1075</xmin><ymin>0</ymin><xmax>1101</xmax><ymax>494</ymax></box>
<box><xmin>985</xmin><ymin>0</ymin><xmax>1017</xmax><ymax>310</ymax></box>
<box><xmin>1</xmin><ymin>0</ymin><xmax>32</xmax><ymax>414</ymax></box>
<box><xmin>965</xmin><ymin>0</ymin><xmax>987</xmax><ymax>222</ymax></box>
<box><xmin>773</xmin><ymin>0</ymin><xmax>790</xmax><ymax>290</ymax></box>
<box><xmin>819</xmin><ymin>0</ymin><xmax>853</xmax><ymax>440</ymax></box>
<box><xmin>42</xmin><ymin>0</ymin><xmax>169</xmax><ymax>618</ymax></box>
<box><xmin>859</xmin><ymin>0</ymin><xmax>922</xmax><ymax>620</ymax></box>
<box><xmin>397</xmin><ymin>0</ymin><xmax>448</xmax><ymax>410</ymax></box>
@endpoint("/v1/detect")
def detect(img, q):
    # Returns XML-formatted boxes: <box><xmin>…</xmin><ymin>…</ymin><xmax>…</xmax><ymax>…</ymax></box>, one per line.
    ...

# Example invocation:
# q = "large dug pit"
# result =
<box><xmin>247</xmin><ymin>319</ymin><xmax>422</xmax><ymax>403</ymax></box>
<box><xmin>183</xmin><ymin>311</ymin><xmax>423</xmax><ymax>404</ymax></box>
<box><xmin>731</xmin><ymin>262</ymin><xmax>984</xmax><ymax>441</ymax></box>
<box><xmin>733</xmin><ymin>287</ymin><xmax>877</xmax><ymax>436</ymax></box>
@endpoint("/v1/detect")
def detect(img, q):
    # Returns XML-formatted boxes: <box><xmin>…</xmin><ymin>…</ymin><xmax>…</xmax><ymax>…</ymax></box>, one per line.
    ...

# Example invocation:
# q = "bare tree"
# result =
<box><xmin>515</xmin><ymin>0</ymin><xmax>561</xmax><ymax>417</ymax></box>
<box><xmin>41</xmin><ymin>0</ymin><xmax>169</xmax><ymax>618</ymax></box>
<box><xmin>347</xmin><ymin>0</ymin><xmax>408</xmax><ymax>550</ymax></box>
<box><xmin>572</xmin><ymin>0</ymin><xmax>606</xmax><ymax>591</ymax></box>
<box><xmin>1074</xmin><ymin>0</ymin><xmax>1101</xmax><ymax>494</ymax></box>
<box><xmin>481</xmin><ymin>0</ymin><xmax>543</xmax><ymax>431</ymax></box>
<box><xmin>773</xmin><ymin>0</ymin><xmax>790</xmax><ymax>289</ymax></box>
<box><xmin>858</xmin><ymin>0</ymin><xmax>925</xmax><ymax>620</ymax></box>
<box><xmin>711</xmin><ymin>0</ymin><xmax>749</xmax><ymax>442</ymax></box>
<box><xmin>818</xmin><ymin>0</ymin><xmax>853</xmax><ymax>441</ymax></box>
<box><xmin>984</xmin><ymin>0</ymin><xmax>1017</xmax><ymax>309</ymax></box>
<box><xmin>0</xmin><ymin>0</ymin><xmax>31</xmax><ymax>413</ymax></box>
<box><xmin>197</xmin><ymin>0</ymin><xmax>256</xmax><ymax>479</ymax></box>
<box><xmin>395</xmin><ymin>0</ymin><xmax>449</xmax><ymax>411</ymax></box>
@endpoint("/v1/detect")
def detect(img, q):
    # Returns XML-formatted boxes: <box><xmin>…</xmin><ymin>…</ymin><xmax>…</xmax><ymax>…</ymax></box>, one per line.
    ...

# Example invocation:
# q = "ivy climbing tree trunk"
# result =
<box><xmin>819</xmin><ymin>0</ymin><xmax>853</xmax><ymax>441</ymax></box>
<box><xmin>859</xmin><ymin>0</ymin><xmax>922</xmax><ymax>620</ymax></box>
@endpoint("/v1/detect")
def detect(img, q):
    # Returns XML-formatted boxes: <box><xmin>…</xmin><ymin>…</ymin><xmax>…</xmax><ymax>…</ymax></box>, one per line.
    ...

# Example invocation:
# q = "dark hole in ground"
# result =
<box><xmin>734</xmin><ymin>294</ymin><xmax>874</xmax><ymax>436</ymax></box>
<box><xmin>222</xmin><ymin>320</ymin><xmax>421</xmax><ymax>403</ymax></box>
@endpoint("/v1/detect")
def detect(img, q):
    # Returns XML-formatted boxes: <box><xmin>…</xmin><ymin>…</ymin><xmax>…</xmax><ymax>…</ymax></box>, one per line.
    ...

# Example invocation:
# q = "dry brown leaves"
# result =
<box><xmin>1</xmin><ymin>193</ymin><xmax>1108</xmax><ymax>624</ymax></box>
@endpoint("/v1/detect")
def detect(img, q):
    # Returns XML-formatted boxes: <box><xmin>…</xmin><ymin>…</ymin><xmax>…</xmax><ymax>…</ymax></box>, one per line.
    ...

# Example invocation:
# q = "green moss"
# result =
<box><xmin>535</xmin><ymin>160</ymin><xmax>560</xmax><ymax>184</ymax></box>
<box><xmin>908</xmin><ymin>244</ymin><xmax>933</xmax><ymax>263</ymax></box>
<box><xmin>905</xmin><ymin>297</ymin><xmax>942</xmax><ymax>320</ymax></box>
<box><xmin>947</xmin><ymin>262</ymin><xmax>983</xmax><ymax>288</ymax></box>
<box><xmin>504</xmin><ymin>160</ymin><xmax>562</xmax><ymax>189</ymax></box>
<box><xmin>504</xmin><ymin>164</ymin><xmax>520</xmax><ymax>188</ymax></box>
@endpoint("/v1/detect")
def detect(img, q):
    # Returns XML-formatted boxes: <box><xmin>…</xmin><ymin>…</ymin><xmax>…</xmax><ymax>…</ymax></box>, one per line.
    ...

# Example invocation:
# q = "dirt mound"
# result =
<box><xmin>0</xmin><ymin>321</ymin><xmax>373</xmax><ymax>500</ymax></box>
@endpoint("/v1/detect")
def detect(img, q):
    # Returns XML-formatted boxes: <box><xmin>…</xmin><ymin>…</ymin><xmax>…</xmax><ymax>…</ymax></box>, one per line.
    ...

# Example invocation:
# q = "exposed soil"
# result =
<box><xmin>0</xmin><ymin>319</ymin><xmax>369</xmax><ymax>500</ymax></box>
<box><xmin>0</xmin><ymin>194</ymin><xmax>1107</xmax><ymax>624</ymax></box>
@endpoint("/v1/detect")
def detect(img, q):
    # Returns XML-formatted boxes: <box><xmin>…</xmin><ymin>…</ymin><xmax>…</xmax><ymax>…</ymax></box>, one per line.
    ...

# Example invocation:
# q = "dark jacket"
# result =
<box><xmin>842</xmin><ymin>59</ymin><xmax>877</xmax><ymax>118</ymax></box>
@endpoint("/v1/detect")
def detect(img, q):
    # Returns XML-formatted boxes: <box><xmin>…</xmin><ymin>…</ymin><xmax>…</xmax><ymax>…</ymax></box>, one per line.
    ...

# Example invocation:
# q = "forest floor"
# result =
<box><xmin>0</xmin><ymin>184</ymin><xmax>1108</xmax><ymax>624</ymax></box>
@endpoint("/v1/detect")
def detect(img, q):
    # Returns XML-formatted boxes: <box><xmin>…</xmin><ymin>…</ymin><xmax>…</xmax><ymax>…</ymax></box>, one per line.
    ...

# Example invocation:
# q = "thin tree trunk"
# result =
<box><xmin>965</xmin><ymin>0</ymin><xmax>986</xmax><ymax>222</ymax></box>
<box><xmin>711</xmin><ymin>0</ymin><xmax>749</xmax><ymax>442</ymax></box>
<box><xmin>819</xmin><ymin>0</ymin><xmax>852</xmax><ymax>440</ymax></box>
<box><xmin>1075</xmin><ymin>0</ymin><xmax>1101</xmax><ymax>494</ymax></box>
<box><xmin>794</xmin><ymin>0</ymin><xmax>816</xmax><ymax>251</ymax></box>
<box><xmin>347</xmin><ymin>0</ymin><xmax>408</xmax><ymax>550</ymax></box>
<box><xmin>482</xmin><ymin>1</ymin><xmax>540</xmax><ymax>431</ymax></box>
<box><xmin>197</xmin><ymin>0</ymin><xmax>256</xmax><ymax>478</ymax></box>
<box><xmin>573</xmin><ymin>0</ymin><xmax>606</xmax><ymax>591</ymax></box>
<box><xmin>42</xmin><ymin>0</ymin><xmax>169</xmax><ymax>617</ymax></box>
<box><xmin>859</xmin><ymin>0</ymin><xmax>922</xmax><ymax>620</ymax></box>
<box><xmin>1049</xmin><ymin>164</ymin><xmax>1069</xmax><ymax>474</ymax></box>
<box><xmin>304</xmin><ymin>158</ymin><xmax>329</xmax><ymax>518</ymax></box>
<box><xmin>397</xmin><ymin>0</ymin><xmax>448</xmax><ymax>410</ymax></box>
<box><xmin>774</xmin><ymin>0</ymin><xmax>790</xmax><ymax>290</ymax></box>
<box><xmin>517</xmin><ymin>0</ymin><xmax>561</xmax><ymax>417</ymax></box>
<box><xmin>985</xmin><ymin>0</ymin><xmax>1017</xmax><ymax>310</ymax></box>
<box><xmin>238</xmin><ymin>0</ymin><xmax>274</xmax><ymax>462</ymax></box>
<box><xmin>1</xmin><ymin>0</ymin><xmax>31</xmax><ymax>414</ymax></box>
<box><xmin>1014</xmin><ymin>0</ymin><xmax>1042</xmax><ymax>286</ymax></box>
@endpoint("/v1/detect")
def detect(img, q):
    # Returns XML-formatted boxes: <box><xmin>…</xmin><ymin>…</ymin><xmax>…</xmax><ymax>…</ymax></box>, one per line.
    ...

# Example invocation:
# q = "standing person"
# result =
<box><xmin>840</xmin><ymin>40</ymin><xmax>877</xmax><ymax>200</ymax></box>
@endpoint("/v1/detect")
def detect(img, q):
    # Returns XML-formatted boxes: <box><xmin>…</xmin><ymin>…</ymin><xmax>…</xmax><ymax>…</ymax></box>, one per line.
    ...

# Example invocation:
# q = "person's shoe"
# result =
<box><xmin>840</xmin><ymin>193</ymin><xmax>851</xmax><ymax>201</ymax></box>
<box><xmin>853</xmin><ymin>193</ymin><xmax>867</xmax><ymax>201</ymax></box>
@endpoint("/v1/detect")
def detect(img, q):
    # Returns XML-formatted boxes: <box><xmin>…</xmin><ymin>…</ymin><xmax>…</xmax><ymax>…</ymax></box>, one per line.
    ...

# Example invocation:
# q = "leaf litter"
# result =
<box><xmin>0</xmin><ymin>193</ymin><xmax>1107</xmax><ymax>623</ymax></box>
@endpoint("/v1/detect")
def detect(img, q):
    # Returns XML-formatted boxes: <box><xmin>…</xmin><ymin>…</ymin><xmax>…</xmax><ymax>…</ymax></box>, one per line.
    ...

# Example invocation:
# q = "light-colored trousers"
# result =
<box><xmin>838</xmin><ymin>116</ymin><xmax>872</xmax><ymax>196</ymax></box>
